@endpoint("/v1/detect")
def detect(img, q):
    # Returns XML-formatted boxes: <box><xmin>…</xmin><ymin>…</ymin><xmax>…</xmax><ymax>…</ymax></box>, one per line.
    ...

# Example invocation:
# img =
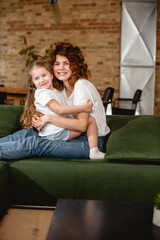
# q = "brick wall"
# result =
<box><xmin>0</xmin><ymin>0</ymin><xmax>159</xmax><ymax>114</ymax></box>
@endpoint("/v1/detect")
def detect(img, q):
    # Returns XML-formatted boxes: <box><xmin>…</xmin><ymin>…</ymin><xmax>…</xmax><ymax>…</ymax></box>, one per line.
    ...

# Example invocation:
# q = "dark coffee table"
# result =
<box><xmin>46</xmin><ymin>199</ymin><xmax>160</xmax><ymax>240</ymax></box>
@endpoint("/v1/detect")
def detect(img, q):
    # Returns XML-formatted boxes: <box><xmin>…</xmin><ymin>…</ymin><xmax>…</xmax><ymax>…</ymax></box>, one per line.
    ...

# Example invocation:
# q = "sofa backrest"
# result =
<box><xmin>0</xmin><ymin>105</ymin><xmax>23</xmax><ymax>138</ymax></box>
<box><xmin>106</xmin><ymin>115</ymin><xmax>160</xmax><ymax>162</ymax></box>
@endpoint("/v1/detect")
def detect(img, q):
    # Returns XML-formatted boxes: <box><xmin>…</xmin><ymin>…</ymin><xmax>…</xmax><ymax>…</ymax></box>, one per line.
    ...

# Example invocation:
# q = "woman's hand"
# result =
<box><xmin>32</xmin><ymin>114</ymin><xmax>50</xmax><ymax>132</ymax></box>
<box><xmin>83</xmin><ymin>99</ymin><xmax>93</xmax><ymax>113</ymax></box>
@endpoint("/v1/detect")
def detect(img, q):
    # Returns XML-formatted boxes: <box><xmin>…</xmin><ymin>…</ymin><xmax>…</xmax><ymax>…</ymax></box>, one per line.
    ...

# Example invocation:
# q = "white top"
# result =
<box><xmin>63</xmin><ymin>79</ymin><xmax>110</xmax><ymax>136</ymax></box>
<box><xmin>35</xmin><ymin>88</ymin><xmax>66</xmax><ymax>136</ymax></box>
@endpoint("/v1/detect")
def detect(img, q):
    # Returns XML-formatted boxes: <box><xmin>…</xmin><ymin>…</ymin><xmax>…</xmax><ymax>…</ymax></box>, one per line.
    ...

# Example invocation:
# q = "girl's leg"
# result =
<box><xmin>86</xmin><ymin>116</ymin><xmax>98</xmax><ymax>149</ymax></box>
<box><xmin>87</xmin><ymin>116</ymin><xmax>105</xmax><ymax>159</ymax></box>
<box><xmin>68</xmin><ymin>131</ymin><xmax>82</xmax><ymax>141</ymax></box>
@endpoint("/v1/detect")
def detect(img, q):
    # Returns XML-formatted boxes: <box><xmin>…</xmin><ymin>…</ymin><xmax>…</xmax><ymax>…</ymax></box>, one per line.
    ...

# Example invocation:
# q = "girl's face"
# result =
<box><xmin>31</xmin><ymin>66</ymin><xmax>53</xmax><ymax>90</ymax></box>
<box><xmin>53</xmin><ymin>55</ymin><xmax>72</xmax><ymax>84</ymax></box>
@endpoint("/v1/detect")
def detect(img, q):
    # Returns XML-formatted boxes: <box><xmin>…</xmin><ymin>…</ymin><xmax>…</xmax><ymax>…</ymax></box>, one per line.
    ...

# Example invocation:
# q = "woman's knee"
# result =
<box><xmin>21</xmin><ymin>129</ymin><xmax>39</xmax><ymax>137</ymax></box>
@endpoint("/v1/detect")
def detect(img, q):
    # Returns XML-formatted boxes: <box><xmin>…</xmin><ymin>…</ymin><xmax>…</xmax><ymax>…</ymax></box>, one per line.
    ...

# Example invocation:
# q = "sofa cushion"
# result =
<box><xmin>0</xmin><ymin>161</ymin><xmax>10</xmax><ymax>219</ymax></box>
<box><xmin>0</xmin><ymin>105</ymin><xmax>23</xmax><ymax>138</ymax></box>
<box><xmin>106</xmin><ymin>115</ymin><xmax>160</xmax><ymax>162</ymax></box>
<box><xmin>9</xmin><ymin>158</ymin><xmax>160</xmax><ymax>204</ymax></box>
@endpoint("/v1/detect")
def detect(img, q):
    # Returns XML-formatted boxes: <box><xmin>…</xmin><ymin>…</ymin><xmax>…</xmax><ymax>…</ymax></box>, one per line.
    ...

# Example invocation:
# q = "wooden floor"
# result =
<box><xmin>0</xmin><ymin>208</ymin><xmax>54</xmax><ymax>240</ymax></box>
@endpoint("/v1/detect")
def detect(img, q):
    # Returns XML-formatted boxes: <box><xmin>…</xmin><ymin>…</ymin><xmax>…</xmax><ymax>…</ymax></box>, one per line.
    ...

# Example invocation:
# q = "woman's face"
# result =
<box><xmin>53</xmin><ymin>55</ymin><xmax>72</xmax><ymax>84</ymax></box>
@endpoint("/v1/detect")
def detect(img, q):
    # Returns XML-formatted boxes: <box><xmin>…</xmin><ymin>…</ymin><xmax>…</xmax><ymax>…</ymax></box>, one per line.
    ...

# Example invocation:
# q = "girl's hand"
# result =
<box><xmin>32</xmin><ymin>114</ymin><xmax>50</xmax><ymax>132</ymax></box>
<box><xmin>39</xmin><ymin>114</ymin><xmax>50</xmax><ymax>131</ymax></box>
<box><xmin>83</xmin><ymin>99</ymin><xmax>93</xmax><ymax>113</ymax></box>
<box><xmin>32</xmin><ymin>115</ymin><xmax>42</xmax><ymax>131</ymax></box>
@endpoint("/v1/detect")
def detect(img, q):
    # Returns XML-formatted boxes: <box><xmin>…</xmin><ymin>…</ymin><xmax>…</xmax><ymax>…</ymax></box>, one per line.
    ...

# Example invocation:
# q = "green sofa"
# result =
<box><xmin>0</xmin><ymin>105</ymin><xmax>160</xmax><ymax>219</ymax></box>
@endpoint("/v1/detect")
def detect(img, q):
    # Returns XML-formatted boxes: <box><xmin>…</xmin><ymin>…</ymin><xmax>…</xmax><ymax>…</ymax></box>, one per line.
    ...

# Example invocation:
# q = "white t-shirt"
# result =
<box><xmin>35</xmin><ymin>88</ymin><xmax>66</xmax><ymax>136</ymax></box>
<box><xmin>63</xmin><ymin>79</ymin><xmax>110</xmax><ymax>136</ymax></box>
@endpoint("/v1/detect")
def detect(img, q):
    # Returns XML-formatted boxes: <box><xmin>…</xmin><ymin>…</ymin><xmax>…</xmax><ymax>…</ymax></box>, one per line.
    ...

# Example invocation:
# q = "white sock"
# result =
<box><xmin>89</xmin><ymin>147</ymin><xmax>105</xmax><ymax>159</ymax></box>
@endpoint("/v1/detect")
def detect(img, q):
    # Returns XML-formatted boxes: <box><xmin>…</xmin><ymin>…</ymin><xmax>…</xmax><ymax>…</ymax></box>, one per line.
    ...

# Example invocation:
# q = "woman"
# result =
<box><xmin>33</xmin><ymin>42</ymin><xmax>110</xmax><ymax>157</ymax></box>
<box><xmin>0</xmin><ymin>42</ymin><xmax>110</xmax><ymax>160</ymax></box>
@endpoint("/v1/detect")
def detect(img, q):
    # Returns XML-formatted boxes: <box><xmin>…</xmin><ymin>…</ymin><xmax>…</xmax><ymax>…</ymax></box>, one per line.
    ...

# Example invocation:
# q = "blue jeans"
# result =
<box><xmin>0</xmin><ymin>129</ymin><xmax>107</xmax><ymax>160</ymax></box>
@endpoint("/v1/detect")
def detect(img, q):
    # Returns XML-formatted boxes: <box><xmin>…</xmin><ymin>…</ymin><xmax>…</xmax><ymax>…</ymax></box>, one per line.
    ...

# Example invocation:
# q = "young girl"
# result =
<box><xmin>33</xmin><ymin>42</ymin><xmax>110</xmax><ymax>159</ymax></box>
<box><xmin>21</xmin><ymin>60</ymin><xmax>92</xmax><ymax>142</ymax></box>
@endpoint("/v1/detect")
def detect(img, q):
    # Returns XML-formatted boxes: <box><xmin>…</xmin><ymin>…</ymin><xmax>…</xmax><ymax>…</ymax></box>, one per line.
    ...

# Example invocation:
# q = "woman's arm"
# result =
<box><xmin>47</xmin><ymin>99</ymin><xmax>92</xmax><ymax>115</ymax></box>
<box><xmin>33</xmin><ymin>112</ymin><xmax>89</xmax><ymax>132</ymax></box>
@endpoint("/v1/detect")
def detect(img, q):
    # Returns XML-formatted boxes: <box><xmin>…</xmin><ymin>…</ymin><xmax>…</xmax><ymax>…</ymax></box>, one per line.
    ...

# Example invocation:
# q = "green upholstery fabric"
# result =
<box><xmin>9</xmin><ymin>160</ymin><xmax>57</xmax><ymax>206</ymax></box>
<box><xmin>0</xmin><ymin>105</ymin><xmax>23</xmax><ymax>138</ymax></box>
<box><xmin>0</xmin><ymin>161</ymin><xmax>10</xmax><ymax>219</ymax></box>
<box><xmin>106</xmin><ymin>115</ymin><xmax>160</xmax><ymax>161</ymax></box>
<box><xmin>9</xmin><ymin>158</ymin><xmax>160</xmax><ymax>204</ymax></box>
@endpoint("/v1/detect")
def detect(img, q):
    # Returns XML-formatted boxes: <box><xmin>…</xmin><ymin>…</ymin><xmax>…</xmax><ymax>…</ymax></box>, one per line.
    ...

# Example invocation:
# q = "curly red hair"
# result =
<box><xmin>49</xmin><ymin>42</ymin><xmax>91</xmax><ymax>88</ymax></box>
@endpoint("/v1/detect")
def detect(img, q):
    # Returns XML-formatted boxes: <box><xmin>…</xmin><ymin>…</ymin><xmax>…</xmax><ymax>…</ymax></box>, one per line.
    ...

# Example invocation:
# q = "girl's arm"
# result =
<box><xmin>33</xmin><ymin>112</ymin><xmax>89</xmax><ymax>133</ymax></box>
<box><xmin>47</xmin><ymin>99</ymin><xmax>92</xmax><ymax>115</ymax></box>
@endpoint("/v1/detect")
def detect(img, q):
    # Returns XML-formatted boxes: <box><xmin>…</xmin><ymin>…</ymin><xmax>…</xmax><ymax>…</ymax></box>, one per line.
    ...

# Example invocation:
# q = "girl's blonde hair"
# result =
<box><xmin>20</xmin><ymin>59</ymin><xmax>63</xmax><ymax>129</ymax></box>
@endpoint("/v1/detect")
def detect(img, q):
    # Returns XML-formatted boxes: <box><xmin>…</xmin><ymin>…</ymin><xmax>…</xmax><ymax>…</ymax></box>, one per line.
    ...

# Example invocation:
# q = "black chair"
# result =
<box><xmin>102</xmin><ymin>87</ymin><xmax>115</xmax><ymax>107</ymax></box>
<box><xmin>102</xmin><ymin>87</ymin><xmax>115</xmax><ymax>115</ymax></box>
<box><xmin>112</xmin><ymin>89</ymin><xmax>142</xmax><ymax>115</ymax></box>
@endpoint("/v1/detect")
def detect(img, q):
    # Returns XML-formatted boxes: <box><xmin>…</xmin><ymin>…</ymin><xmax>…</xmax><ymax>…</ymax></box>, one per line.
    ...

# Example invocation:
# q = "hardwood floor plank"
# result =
<box><xmin>0</xmin><ymin>208</ymin><xmax>54</xmax><ymax>240</ymax></box>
